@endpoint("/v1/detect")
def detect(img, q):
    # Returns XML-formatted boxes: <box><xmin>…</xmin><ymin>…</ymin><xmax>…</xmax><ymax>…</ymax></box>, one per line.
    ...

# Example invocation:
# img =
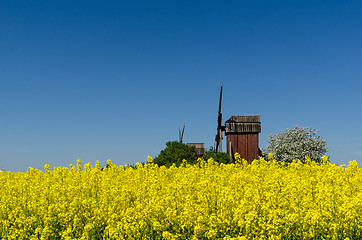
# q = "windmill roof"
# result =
<box><xmin>225</xmin><ymin>115</ymin><xmax>261</xmax><ymax>134</ymax></box>
<box><xmin>225</xmin><ymin>115</ymin><xmax>260</xmax><ymax>123</ymax></box>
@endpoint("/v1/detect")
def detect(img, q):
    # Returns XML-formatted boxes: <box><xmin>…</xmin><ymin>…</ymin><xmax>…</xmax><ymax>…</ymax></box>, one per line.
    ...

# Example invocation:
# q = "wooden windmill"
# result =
<box><xmin>214</xmin><ymin>84</ymin><xmax>261</xmax><ymax>162</ymax></box>
<box><xmin>180</xmin><ymin>124</ymin><xmax>205</xmax><ymax>158</ymax></box>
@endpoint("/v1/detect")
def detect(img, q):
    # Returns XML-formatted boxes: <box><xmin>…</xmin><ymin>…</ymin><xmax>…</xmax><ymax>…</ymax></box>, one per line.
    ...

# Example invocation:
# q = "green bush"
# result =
<box><xmin>203</xmin><ymin>147</ymin><xmax>233</xmax><ymax>164</ymax></box>
<box><xmin>153</xmin><ymin>141</ymin><xmax>197</xmax><ymax>167</ymax></box>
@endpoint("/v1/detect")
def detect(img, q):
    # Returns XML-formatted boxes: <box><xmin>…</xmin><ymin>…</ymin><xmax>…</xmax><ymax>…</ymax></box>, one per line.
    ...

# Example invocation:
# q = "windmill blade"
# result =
<box><xmin>181</xmin><ymin>124</ymin><xmax>185</xmax><ymax>139</ymax></box>
<box><xmin>218</xmin><ymin>83</ymin><xmax>223</xmax><ymax>121</ymax></box>
<box><xmin>215</xmin><ymin>83</ymin><xmax>224</xmax><ymax>153</ymax></box>
<box><xmin>179</xmin><ymin>124</ymin><xmax>185</xmax><ymax>143</ymax></box>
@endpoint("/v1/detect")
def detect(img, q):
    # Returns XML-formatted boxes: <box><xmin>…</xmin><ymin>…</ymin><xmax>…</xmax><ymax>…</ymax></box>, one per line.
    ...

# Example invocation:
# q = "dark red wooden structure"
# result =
<box><xmin>225</xmin><ymin>115</ymin><xmax>261</xmax><ymax>162</ymax></box>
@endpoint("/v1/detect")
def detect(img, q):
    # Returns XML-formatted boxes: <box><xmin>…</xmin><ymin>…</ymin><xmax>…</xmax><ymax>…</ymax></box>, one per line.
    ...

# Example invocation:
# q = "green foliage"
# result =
<box><xmin>153</xmin><ymin>141</ymin><xmax>197</xmax><ymax>167</ymax></box>
<box><xmin>203</xmin><ymin>147</ymin><xmax>233</xmax><ymax>164</ymax></box>
<box><xmin>264</xmin><ymin>126</ymin><xmax>328</xmax><ymax>163</ymax></box>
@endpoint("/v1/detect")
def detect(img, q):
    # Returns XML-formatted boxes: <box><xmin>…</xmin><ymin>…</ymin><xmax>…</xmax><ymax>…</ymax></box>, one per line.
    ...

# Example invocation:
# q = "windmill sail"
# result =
<box><xmin>215</xmin><ymin>84</ymin><xmax>224</xmax><ymax>153</ymax></box>
<box><xmin>179</xmin><ymin>124</ymin><xmax>185</xmax><ymax>143</ymax></box>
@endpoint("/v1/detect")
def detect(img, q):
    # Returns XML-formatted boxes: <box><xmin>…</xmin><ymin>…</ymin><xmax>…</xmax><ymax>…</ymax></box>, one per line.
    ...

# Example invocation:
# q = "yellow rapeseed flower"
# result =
<box><xmin>1</xmin><ymin>156</ymin><xmax>361</xmax><ymax>239</ymax></box>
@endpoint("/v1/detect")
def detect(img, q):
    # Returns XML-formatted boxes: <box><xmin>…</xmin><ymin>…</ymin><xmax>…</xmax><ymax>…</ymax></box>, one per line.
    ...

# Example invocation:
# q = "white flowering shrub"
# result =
<box><xmin>265</xmin><ymin>126</ymin><xmax>328</xmax><ymax>163</ymax></box>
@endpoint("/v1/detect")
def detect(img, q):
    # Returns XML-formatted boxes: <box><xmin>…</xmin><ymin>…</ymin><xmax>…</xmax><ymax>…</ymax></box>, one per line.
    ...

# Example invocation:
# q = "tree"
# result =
<box><xmin>203</xmin><ymin>147</ymin><xmax>233</xmax><ymax>164</ymax></box>
<box><xmin>153</xmin><ymin>141</ymin><xmax>197</xmax><ymax>167</ymax></box>
<box><xmin>264</xmin><ymin>126</ymin><xmax>328</xmax><ymax>163</ymax></box>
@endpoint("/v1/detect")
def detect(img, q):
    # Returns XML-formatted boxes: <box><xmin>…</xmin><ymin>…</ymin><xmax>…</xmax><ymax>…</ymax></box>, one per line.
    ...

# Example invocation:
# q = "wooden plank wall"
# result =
<box><xmin>226</xmin><ymin>133</ymin><xmax>259</xmax><ymax>162</ymax></box>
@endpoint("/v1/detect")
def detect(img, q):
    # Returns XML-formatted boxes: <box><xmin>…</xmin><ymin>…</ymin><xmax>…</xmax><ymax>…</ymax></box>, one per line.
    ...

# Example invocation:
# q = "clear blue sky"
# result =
<box><xmin>1</xmin><ymin>1</ymin><xmax>361</xmax><ymax>171</ymax></box>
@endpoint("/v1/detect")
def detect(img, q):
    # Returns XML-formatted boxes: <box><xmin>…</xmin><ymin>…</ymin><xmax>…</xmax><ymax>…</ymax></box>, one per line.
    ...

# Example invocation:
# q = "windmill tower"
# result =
<box><xmin>225</xmin><ymin>115</ymin><xmax>261</xmax><ymax>162</ymax></box>
<box><xmin>214</xmin><ymin>84</ymin><xmax>261</xmax><ymax>162</ymax></box>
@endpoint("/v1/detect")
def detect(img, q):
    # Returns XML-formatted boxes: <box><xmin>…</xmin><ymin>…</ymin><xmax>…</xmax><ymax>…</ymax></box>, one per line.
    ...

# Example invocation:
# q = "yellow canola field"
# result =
<box><xmin>1</xmin><ymin>157</ymin><xmax>362</xmax><ymax>240</ymax></box>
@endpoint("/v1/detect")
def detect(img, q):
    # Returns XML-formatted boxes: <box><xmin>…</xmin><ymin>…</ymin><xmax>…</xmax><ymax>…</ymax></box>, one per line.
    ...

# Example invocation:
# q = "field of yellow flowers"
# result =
<box><xmin>1</xmin><ymin>156</ymin><xmax>362</xmax><ymax>240</ymax></box>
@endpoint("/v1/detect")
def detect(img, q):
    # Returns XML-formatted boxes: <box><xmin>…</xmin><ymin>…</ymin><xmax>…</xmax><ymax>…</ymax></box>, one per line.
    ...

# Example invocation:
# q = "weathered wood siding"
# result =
<box><xmin>226</xmin><ymin>133</ymin><xmax>259</xmax><ymax>162</ymax></box>
<box><xmin>225</xmin><ymin>115</ymin><xmax>261</xmax><ymax>163</ymax></box>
